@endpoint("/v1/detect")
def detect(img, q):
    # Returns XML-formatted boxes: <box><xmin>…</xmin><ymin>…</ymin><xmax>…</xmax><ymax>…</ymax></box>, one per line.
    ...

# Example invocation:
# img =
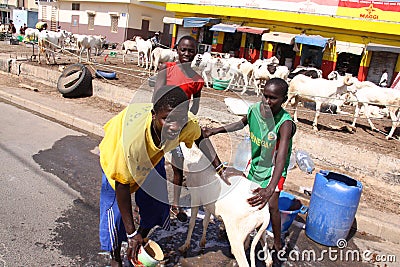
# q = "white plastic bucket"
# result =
<box><xmin>132</xmin><ymin>239</ymin><xmax>164</xmax><ymax>267</ymax></box>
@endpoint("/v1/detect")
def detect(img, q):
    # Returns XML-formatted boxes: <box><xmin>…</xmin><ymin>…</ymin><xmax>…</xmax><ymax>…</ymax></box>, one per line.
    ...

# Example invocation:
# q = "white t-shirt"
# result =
<box><xmin>379</xmin><ymin>72</ymin><xmax>388</xmax><ymax>87</ymax></box>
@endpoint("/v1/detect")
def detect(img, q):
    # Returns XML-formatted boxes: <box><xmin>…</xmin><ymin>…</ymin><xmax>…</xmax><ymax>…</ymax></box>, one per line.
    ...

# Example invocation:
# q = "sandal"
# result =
<box><xmin>170</xmin><ymin>207</ymin><xmax>188</xmax><ymax>223</ymax></box>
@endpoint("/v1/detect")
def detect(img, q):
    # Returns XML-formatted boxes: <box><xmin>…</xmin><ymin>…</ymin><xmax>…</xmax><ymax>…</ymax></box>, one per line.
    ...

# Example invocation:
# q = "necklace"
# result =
<box><xmin>152</xmin><ymin>122</ymin><xmax>163</xmax><ymax>146</ymax></box>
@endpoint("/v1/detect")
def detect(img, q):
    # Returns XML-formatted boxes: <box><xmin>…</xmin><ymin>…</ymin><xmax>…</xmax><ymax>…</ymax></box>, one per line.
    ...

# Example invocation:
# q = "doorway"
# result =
<box><xmin>336</xmin><ymin>53</ymin><xmax>362</xmax><ymax>77</ymax></box>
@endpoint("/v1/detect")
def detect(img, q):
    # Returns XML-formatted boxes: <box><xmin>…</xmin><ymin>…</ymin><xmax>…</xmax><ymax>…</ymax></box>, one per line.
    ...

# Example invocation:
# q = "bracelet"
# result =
<box><xmin>127</xmin><ymin>230</ymin><xmax>137</xmax><ymax>239</ymax></box>
<box><xmin>216</xmin><ymin>162</ymin><xmax>228</xmax><ymax>174</ymax></box>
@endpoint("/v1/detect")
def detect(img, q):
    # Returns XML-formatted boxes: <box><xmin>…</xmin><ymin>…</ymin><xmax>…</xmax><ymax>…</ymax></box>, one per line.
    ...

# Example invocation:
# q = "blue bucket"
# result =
<box><xmin>267</xmin><ymin>191</ymin><xmax>308</xmax><ymax>234</ymax></box>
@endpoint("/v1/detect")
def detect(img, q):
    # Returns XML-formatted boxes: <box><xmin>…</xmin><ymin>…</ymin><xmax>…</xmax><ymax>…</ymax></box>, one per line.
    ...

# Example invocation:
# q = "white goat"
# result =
<box><xmin>287</xmin><ymin>74</ymin><xmax>354</xmax><ymax>130</ymax></box>
<box><xmin>38</xmin><ymin>30</ymin><xmax>69</xmax><ymax>64</ymax></box>
<box><xmin>76</xmin><ymin>34</ymin><xmax>106</xmax><ymax>62</ymax></box>
<box><xmin>224</xmin><ymin>58</ymin><xmax>254</xmax><ymax>96</ymax></box>
<box><xmin>251</xmin><ymin>57</ymin><xmax>287</xmax><ymax>96</ymax></box>
<box><xmin>191</xmin><ymin>52</ymin><xmax>214</xmax><ymax>87</ymax></box>
<box><xmin>121</xmin><ymin>39</ymin><xmax>137</xmax><ymax>64</ymax></box>
<box><xmin>24</xmin><ymin>28</ymin><xmax>39</xmax><ymax>42</ymax></box>
<box><xmin>287</xmin><ymin>66</ymin><xmax>323</xmax><ymax>81</ymax></box>
<box><xmin>178</xmin><ymin>144</ymin><xmax>272</xmax><ymax>267</ymax></box>
<box><xmin>350</xmin><ymin>83</ymin><xmax>400</xmax><ymax>140</ymax></box>
<box><xmin>132</xmin><ymin>36</ymin><xmax>152</xmax><ymax>69</ymax></box>
<box><xmin>150</xmin><ymin>47</ymin><xmax>178</xmax><ymax>74</ymax></box>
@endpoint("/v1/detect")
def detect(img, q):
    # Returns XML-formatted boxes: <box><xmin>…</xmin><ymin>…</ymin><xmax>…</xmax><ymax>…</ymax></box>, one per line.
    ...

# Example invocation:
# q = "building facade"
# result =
<box><xmin>142</xmin><ymin>0</ymin><xmax>400</xmax><ymax>85</ymax></box>
<box><xmin>38</xmin><ymin>0</ymin><xmax>174</xmax><ymax>45</ymax></box>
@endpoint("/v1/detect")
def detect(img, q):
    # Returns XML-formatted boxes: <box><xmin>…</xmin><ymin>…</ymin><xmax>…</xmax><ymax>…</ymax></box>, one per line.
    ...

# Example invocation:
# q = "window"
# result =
<box><xmin>111</xmin><ymin>16</ymin><xmax>118</xmax><ymax>33</ymax></box>
<box><xmin>72</xmin><ymin>3</ymin><xmax>80</xmax><ymax>10</ymax></box>
<box><xmin>88</xmin><ymin>14</ymin><xmax>95</xmax><ymax>30</ymax></box>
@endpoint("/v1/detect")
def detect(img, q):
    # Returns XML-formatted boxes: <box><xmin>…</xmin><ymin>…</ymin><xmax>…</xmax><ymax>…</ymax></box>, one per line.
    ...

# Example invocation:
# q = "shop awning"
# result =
<box><xmin>295</xmin><ymin>34</ymin><xmax>329</xmax><ymax>48</ymax></box>
<box><xmin>336</xmin><ymin>41</ymin><xmax>364</xmax><ymax>55</ymax></box>
<box><xmin>262</xmin><ymin>32</ymin><xmax>296</xmax><ymax>45</ymax></box>
<box><xmin>182</xmin><ymin>17</ymin><xmax>220</xmax><ymax>28</ymax></box>
<box><xmin>209</xmin><ymin>23</ymin><xmax>238</xmax><ymax>33</ymax></box>
<box><xmin>236</xmin><ymin>26</ymin><xmax>269</xmax><ymax>35</ymax></box>
<box><xmin>163</xmin><ymin>16</ymin><xmax>183</xmax><ymax>25</ymax></box>
<box><xmin>366</xmin><ymin>43</ymin><xmax>400</xmax><ymax>54</ymax></box>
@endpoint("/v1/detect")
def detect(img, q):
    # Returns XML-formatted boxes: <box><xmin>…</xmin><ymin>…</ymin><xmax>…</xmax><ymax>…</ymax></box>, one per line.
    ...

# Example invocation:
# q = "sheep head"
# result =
<box><xmin>343</xmin><ymin>75</ymin><xmax>353</xmax><ymax>86</ymax></box>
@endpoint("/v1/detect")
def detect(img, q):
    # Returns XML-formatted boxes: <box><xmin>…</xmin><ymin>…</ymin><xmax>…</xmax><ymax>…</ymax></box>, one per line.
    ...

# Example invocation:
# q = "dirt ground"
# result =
<box><xmin>2</xmin><ymin>41</ymin><xmax>399</xmax><ymax>215</ymax></box>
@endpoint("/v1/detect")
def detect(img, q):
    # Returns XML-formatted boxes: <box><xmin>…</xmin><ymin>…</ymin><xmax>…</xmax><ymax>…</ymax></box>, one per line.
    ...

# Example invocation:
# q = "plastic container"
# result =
<box><xmin>267</xmin><ymin>191</ymin><xmax>308</xmax><ymax>234</ymax></box>
<box><xmin>233</xmin><ymin>136</ymin><xmax>251</xmax><ymax>171</ymax></box>
<box><xmin>295</xmin><ymin>150</ymin><xmax>315</xmax><ymax>174</ymax></box>
<box><xmin>95</xmin><ymin>69</ymin><xmax>117</xmax><ymax>79</ymax></box>
<box><xmin>305</xmin><ymin>170</ymin><xmax>363</xmax><ymax>246</ymax></box>
<box><xmin>132</xmin><ymin>239</ymin><xmax>164</xmax><ymax>267</ymax></box>
<box><xmin>212</xmin><ymin>77</ymin><xmax>230</xmax><ymax>90</ymax></box>
<box><xmin>287</xmin><ymin>151</ymin><xmax>296</xmax><ymax>171</ymax></box>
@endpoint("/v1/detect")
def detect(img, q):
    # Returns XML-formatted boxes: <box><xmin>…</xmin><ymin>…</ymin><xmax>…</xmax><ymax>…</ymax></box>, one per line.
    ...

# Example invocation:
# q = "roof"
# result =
<box><xmin>262</xmin><ymin>32</ymin><xmax>296</xmax><ymax>45</ymax></box>
<box><xmin>209</xmin><ymin>23</ymin><xmax>238</xmax><ymax>33</ymax></box>
<box><xmin>335</xmin><ymin>41</ymin><xmax>364</xmax><ymax>55</ymax></box>
<box><xmin>366</xmin><ymin>43</ymin><xmax>400</xmax><ymax>54</ymax></box>
<box><xmin>295</xmin><ymin>34</ymin><xmax>329</xmax><ymax>48</ymax></box>
<box><xmin>236</xmin><ymin>26</ymin><xmax>268</xmax><ymax>35</ymax></box>
<box><xmin>182</xmin><ymin>17</ymin><xmax>220</xmax><ymax>28</ymax></box>
<box><xmin>163</xmin><ymin>16</ymin><xmax>183</xmax><ymax>25</ymax></box>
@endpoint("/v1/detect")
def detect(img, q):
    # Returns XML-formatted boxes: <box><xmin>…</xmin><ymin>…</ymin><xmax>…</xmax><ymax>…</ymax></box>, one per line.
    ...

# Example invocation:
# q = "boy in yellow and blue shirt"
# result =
<box><xmin>99</xmin><ymin>85</ymin><xmax>237</xmax><ymax>267</ymax></box>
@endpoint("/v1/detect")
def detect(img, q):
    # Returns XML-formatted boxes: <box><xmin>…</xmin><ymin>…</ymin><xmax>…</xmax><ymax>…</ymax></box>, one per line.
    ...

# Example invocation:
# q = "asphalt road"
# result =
<box><xmin>1</xmin><ymin>100</ymin><xmax>398</xmax><ymax>267</ymax></box>
<box><xmin>0</xmin><ymin>101</ymin><xmax>108</xmax><ymax>266</ymax></box>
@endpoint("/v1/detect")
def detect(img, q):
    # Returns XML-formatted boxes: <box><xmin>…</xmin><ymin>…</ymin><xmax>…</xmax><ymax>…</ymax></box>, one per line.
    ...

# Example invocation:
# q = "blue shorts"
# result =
<box><xmin>99</xmin><ymin>158</ymin><xmax>170</xmax><ymax>252</ymax></box>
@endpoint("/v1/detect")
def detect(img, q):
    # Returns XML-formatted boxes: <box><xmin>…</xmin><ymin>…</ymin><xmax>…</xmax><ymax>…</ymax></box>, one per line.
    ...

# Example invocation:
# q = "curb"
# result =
<box><xmin>0</xmin><ymin>90</ymin><xmax>104</xmax><ymax>137</ymax></box>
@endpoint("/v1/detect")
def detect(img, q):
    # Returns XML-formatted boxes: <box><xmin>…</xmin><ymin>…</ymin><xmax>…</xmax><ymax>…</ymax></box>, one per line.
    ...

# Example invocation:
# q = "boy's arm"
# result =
<box><xmin>153</xmin><ymin>63</ymin><xmax>167</xmax><ymax>100</ymax></box>
<box><xmin>190</xmin><ymin>91</ymin><xmax>201</xmax><ymax>115</ymax></box>
<box><xmin>115</xmin><ymin>182</ymin><xmax>143</xmax><ymax>263</ymax></box>
<box><xmin>202</xmin><ymin>116</ymin><xmax>248</xmax><ymax>138</ymax></box>
<box><xmin>248</xmin><ymin>120</ymin><xmax>294</xmax><ymax>209</ymax></box>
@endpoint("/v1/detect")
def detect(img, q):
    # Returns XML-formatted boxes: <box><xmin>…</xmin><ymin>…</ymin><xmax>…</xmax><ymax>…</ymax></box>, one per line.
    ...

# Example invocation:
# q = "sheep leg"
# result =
<box><xmin>87</xmin><ymin>47</ymin><xmax>91</xmax><ymax>62</ymax></box>
<box><xmin>259</xmin><ymin>231</ymin><xmax>273</xmax><ymax>267</ymax></box>
<box><xmin>386</xmin><ymin>109</ymin><xmax>399</xmax><ymax>140</ymax></box>
<box><xmin>364</xmin><ymin>104</ymin><xmax>378</xmax><ymax>132</ymax></box>
<box><xmin>179</xmin><ymin>206</ymin><xmax>199</xmax><ymax>253</ymax></box>
<box><xmin>351</xmin><ymin>103</ymin><xmax>362</xmax><ymax>128</ymax></box>
<box><xmin>223</xmin><ymin>221</ymin><xmax>249</xmax><ymax>267</ymax></box>
<box><xmin>202</xmin><ymin>69</ymin><xmax>210</xmax><ymax>88</ymax></box>
<box><xmin>199</xmin><ymin>208</ymin><xmax>212</xmax><ymax>249</ymax></box>
<box><xmin>292</xmin><ymin>98</ymin><xmax>300</xmax><ymax>122</ymax></box>
<box><xmin>45</xmin><ymin>50</ymin><xmax>51</xmax><ymax>65</ymax></box>
<box><xmin>240</xmin><ymin>79</ymin><xmax>248</xmax><ymax>95</ymax></box>
<box><xmin>241</xmin><ymin>75</ymin><xmax>250</xmax><ymax>96</ymax></box>
<box><xmin>51</xmin><ymin>50</ymin><xmax>56</xmax><ymax>65</ymax></box>
<box><xmin>313</xmin><ymin>102</ymin><xmax>321</xmax><ymax>131</ymax></box>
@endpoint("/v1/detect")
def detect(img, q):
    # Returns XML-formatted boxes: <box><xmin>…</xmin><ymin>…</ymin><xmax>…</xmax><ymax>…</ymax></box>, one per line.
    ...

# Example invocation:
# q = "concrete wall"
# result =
<box><xmin>38</xmin><ymin>1</ymin><xmax>174</xmax><ymax>44</ymax></box>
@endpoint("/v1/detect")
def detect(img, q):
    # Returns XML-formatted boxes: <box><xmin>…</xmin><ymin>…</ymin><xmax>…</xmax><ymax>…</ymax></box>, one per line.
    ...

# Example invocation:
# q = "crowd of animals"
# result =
<box><xmin>20</xmin><ymin>28</ymin><xmax>400</xmax><ymax>140</ymax></box>
<box><xmin>189</xmin><ymin>53</ymin><xmax>400</xmax><ymax>140</ymax></box>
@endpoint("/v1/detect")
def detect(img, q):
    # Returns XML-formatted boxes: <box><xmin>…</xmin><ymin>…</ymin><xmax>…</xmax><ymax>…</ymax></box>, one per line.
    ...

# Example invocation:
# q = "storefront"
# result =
<box><xmin>261</xmin><ymin>32</ymin><xmax>296</xmax><ymax>69</ymax></box>
<box><xmin>334</xmin><ymin>41</ymin><xmax>365</xmax><ymax>77</ymax></box>
<box><xmin>153</xmin><ymin>0</ymin><xmax>400</xmax><ymax>81</ymax></box>
<box><xmin>207</xmin><ymin>24</ymin><xmax>267</xmax><ymax>62</ymax></box>
<box><xmin>365</xmin><ymin>43</ymin><xmax>400</xmax><ymax>86</ymax></box>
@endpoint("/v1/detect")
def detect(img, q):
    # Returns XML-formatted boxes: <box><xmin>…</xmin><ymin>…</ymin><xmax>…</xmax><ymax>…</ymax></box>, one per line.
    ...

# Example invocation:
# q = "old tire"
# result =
<box><xmin>57</xmin><ymin>63</ymin><xmax>93</xmax><ymax>98</ymax></box>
